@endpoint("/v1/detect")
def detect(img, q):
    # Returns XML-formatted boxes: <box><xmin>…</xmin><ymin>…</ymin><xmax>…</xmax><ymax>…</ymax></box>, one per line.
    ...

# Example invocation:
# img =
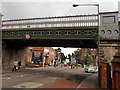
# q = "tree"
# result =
<box><xmin>83</xmin><ymin>55</ymin><xmax>93</xmax><ymax>66</ymax></box>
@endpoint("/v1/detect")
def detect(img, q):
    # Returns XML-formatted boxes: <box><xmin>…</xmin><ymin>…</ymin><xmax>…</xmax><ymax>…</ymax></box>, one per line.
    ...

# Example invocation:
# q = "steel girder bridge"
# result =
<box><xmin>2</xmin><ymin>14</ymin><xmax>98</xmax><ymax>48</ymax></box>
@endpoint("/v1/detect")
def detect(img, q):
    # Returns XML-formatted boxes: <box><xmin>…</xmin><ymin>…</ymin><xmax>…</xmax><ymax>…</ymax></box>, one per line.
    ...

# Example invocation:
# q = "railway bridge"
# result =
<box><xmin>1</xmin><ymin>11</ymin><xmax>120</xmax><ymax>88</ymax></box>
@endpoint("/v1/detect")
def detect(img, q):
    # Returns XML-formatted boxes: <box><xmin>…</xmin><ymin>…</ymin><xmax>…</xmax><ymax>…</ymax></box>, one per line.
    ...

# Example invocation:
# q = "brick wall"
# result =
<box><xmin>2</xmin><ymin>42</ymin><xmax>27</xmax><ymax>67</ymax></box>
<box><xmin>100</xmin><ymin>63</ymin><xmax>107</xmax><ymax>88</ymax></box>
<box><xmin>111</xmin><ymin>62</ymin><xmax>120</xmax><ymax>88</ymax></box>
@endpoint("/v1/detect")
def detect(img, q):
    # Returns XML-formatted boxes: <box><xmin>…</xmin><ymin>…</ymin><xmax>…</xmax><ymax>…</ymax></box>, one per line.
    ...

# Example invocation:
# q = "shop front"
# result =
<box><xmin>26</xmin><ymin>47</ymin><xmax>56</xmax><ymax>67</ymax></box>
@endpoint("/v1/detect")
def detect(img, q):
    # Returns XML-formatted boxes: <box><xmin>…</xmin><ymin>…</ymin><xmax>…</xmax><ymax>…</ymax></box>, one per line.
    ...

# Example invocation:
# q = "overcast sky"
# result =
<box><xmin>52</xmin><ymin>47</ymin><xmax>78</xmax><ymax>56</ymax></box>
<box><xmin>1</xmin><ymin>0</ymin><xmax>120</xmax><ymax>20</ymax></box>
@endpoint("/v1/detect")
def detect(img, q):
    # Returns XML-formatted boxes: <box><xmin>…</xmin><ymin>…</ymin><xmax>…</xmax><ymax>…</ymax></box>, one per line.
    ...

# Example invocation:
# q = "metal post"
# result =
<box><xmin>73</xmin><ymin>3</ymin><xmax>100</xmax><ymax>87</ymax></box>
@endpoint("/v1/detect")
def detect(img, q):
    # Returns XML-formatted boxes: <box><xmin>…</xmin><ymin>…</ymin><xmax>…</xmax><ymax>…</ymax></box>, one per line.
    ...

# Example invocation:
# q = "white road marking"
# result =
<box><xmin>7</xmin><ymin>77</ymin><xmax>11</xmax><ymax>79</ymax></box>
<box><xmin>2</xmin><ymin>77</ymin><xmax>11</xmax><ymax>80</ymax></box>
<box><xmin>12</xmin><ymin>82</ymin><xmax>44</xmax><ymax>88</ymax></box>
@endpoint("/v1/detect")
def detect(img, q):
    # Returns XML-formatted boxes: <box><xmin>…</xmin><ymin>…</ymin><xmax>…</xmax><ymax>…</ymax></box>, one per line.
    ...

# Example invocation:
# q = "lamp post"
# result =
<box><xmin>73</xmin><ymin>3</ymin><xmax>100</xmax><ymax>86</ymax></box>
<box><xmin>73</xmin><ymin>3</ymin><xmax>100</xmax><ymax>58</ymax></box>
<box><xmin>73</xmin><ymin>3</ymin><xmax>100</xmax><ymax>61</ymax></box>
<box><xmin>73</xmin><ymin>4</ymin><xmax>99</xmax><ymax>29</ymax></box>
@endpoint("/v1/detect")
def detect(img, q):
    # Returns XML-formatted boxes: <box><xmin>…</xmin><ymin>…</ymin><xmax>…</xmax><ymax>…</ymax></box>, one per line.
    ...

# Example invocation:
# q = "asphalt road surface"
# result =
<box><xmin>2</xmin><ymin>66</ymin><xmax>95</xmax><ymax>89</ymax></box>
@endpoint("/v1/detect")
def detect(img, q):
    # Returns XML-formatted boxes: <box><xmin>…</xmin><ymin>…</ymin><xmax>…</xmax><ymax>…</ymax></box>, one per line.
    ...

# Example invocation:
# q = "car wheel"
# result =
<box><xmin>90</xmin><ymin>70</ymin><xmax>92</xmax><ymax>73</ymax></box>
<box><xmin>85</xmin><ymin>71</ymin><xmax>87</xmax><ymax>73</ymax></box>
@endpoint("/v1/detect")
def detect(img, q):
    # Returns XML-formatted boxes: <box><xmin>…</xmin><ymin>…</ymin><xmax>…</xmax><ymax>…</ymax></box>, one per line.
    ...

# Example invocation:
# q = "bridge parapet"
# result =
<box><xmin>2</xmin><ymin>14</ymin><xmax>98</xmax><ymax>29</ymax></box>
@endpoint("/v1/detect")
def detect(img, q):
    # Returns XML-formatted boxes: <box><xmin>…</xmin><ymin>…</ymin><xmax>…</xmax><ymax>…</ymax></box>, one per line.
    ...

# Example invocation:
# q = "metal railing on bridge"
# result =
<box><xmin>2</xmin><ymin>14</ymin><xmax>98</xmax><ymax>29</ymax></box>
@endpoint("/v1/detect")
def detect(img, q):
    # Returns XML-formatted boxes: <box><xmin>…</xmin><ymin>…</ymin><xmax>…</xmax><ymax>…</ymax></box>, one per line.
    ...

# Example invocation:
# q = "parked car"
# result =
<box><xmin>64</xmin><ymin>61</ymin><xmax>68</xmax><ymax>66</ymax></box>
<box><xmin>84</xmin><ymin>66</ymin><xmax>98</xmax><ymax>73</ymax></box>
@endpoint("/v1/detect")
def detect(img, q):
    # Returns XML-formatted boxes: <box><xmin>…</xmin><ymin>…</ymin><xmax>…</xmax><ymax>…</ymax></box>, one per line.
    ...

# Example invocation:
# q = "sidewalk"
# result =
<box><xmin>78</xmin><ymin>74</ymin><xmax>99</xmax><ymax>88</ymax></box>
<box><xmin>44</xmin><ymin>75</ymin><xmax>79</xmax><ymax>88</ymax></box>
<box><xmin>44</xmin><ymin>73</ymin><xmax>99</xmax><ymax>89</ymax></box>
<box><xmin>2</xmin><ymin>66</ymin><xmax>26</xmax><ymax>75</ymax></box>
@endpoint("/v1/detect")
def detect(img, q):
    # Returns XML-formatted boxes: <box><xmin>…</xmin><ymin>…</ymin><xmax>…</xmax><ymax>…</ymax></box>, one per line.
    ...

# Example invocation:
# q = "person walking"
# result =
<box><xmin>12</xmin><ymin>60</ymin><xmax>18</xmax><ymax>71</ymax></box>
<box><xmin>18</xmin><ymin>60</ymin><xmax>21</xmax><ymax>70</ymax></box>
<box><xmin>71</xmin><ymin>55</ymin><xmax>76</xmax><ymax>69</ymax></box>
<box><xmin>54</xmin><ymin>61</ymin><xmax>57</xmax><ymax>67</ymax></box>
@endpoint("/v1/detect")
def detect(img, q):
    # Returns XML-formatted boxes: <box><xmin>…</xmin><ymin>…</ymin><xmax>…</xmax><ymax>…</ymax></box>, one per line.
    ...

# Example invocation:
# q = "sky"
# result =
<box><xmin>1</xmin><ymin>0</ymin><xmax>120</xmax><ymax>55</ymax></box>
<box><xmin>1</xmin><ymin>0</ymin><xmax>120</xmax><ymax>20</ymax></box>
<box><xmin>52</xmin><ymin>47</ymin><xmax>78</xmax><ymax>56</ymax></box>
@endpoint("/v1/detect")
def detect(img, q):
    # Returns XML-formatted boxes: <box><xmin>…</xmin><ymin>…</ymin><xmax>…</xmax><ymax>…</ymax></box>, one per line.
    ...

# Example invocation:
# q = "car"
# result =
<box><xmin>84</xmin><ymin>66</ymin><xmax>98</xmax><ymax>73</ymax></box>
<box><xmin>64</xmin><ymin>61</ymin><xmax>68</xmax><ymax>67</ymax></box>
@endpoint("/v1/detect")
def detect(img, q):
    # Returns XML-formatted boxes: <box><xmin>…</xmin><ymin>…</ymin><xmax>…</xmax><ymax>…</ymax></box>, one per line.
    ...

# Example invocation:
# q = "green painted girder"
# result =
<box><xmin>2</xmin><ymin>30</ymin><xmax>98</xmax><ymax>39</ymax></box>
<box><xmin>2</xmin><ymin>26</ymin><xmax>98</xmax><ymax>40</ymax></box>
<box><xmin>2</xmin><ymin>34</ymin><xmax>98</xmax><ymax>40</ymax></box>
<box><xmin>2</xmin><ymin>30</ymin><xmax>98</xmax><ymax>35</ymax></box>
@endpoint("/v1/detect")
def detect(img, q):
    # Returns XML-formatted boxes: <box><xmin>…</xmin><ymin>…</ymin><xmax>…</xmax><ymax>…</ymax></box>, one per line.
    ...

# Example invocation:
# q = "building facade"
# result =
<box><xmin>26</xmin><ymin>47</ymin><xmax>56</xmax><ymax>67</ymax></box>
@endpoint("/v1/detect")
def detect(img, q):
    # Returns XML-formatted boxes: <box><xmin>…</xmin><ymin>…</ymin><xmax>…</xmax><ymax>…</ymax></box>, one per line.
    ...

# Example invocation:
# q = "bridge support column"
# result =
<box><xmin>111</xmin><ymin>48</ymin><xmax>120</xmax><ymax>88</ymax></box>
<box><xmin>99</xmin><ymin>62</ymin><xmax>112</xmax><ymax>88</ymax></box>
<box><xmin>99</xmin><ymin>43</ymin><xmax>119</xmax><ymax>89</ymax></box>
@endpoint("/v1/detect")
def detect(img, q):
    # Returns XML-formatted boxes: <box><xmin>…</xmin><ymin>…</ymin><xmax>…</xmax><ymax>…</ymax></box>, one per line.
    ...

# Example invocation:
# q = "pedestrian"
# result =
<box><xmin>71</xmin><ymin>55</ymin><xmax>76</xmax><ymax>69</ymax></box>
<box><xmin>54</xmin><ymin>61</ymin><xmax>57</xmax><ymax>67</ymax></box>
<box><xmin>18</xmin><ymin>60</ymin><xmax>21</xmax><ymax>70</ymax></box>
<box><xmin>12</xmin><ymin>59</ymin><xmax>18</xmax><ymax>71</ymax></box>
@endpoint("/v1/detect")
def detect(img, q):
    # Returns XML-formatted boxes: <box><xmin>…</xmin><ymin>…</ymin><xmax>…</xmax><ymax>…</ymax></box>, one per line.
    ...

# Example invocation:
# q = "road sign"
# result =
<box><xmin>25</xmin><ymin>34</ymin><xmax>30</xmax><ymax>39</ymax></box>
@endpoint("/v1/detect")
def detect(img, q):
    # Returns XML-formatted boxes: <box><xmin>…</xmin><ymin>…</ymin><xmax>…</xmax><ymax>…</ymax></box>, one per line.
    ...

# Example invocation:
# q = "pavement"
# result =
<box><xmin>78</xmin><ymin>74</ymin><xmax>99</xmax><ymax>89</ymax></box>
<box><xmin>2</xmin><ymin>66</ymin><xmax>100</xmax><ymax>89</ymax></box>
<box><xmin>41</xmin><ymin>66</ymin><xmax>99</xmax><ymax>89</ymax></box>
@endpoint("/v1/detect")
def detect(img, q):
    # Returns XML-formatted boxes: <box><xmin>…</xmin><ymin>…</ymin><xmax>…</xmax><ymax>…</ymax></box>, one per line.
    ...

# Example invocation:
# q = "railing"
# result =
<box><xmin>2</xmin><ymin>14</ymin><xmax>98</xmax><ymax>29</ymax></box>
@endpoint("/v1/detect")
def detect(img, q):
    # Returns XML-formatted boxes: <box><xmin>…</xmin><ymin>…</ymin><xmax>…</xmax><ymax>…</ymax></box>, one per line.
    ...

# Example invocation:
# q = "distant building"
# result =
<box><xmin>26</xmin><ymin>47</ymin><xmax>56</xmax><ymax>67</ymax></box>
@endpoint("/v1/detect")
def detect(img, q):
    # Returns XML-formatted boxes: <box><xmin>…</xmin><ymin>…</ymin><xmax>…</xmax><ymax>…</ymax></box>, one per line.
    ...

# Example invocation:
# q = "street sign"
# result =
<box><xmin>25</xmin><ymin>34</ymin><xmax>30</xmax><ymax>39</ymax></box>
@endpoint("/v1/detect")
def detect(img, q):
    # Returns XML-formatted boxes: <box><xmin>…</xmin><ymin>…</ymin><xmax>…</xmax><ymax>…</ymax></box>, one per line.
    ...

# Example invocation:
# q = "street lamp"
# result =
<box><xmin>72</xmin><ymin>4</ymin><xmax>100</xmax><ymax>63</ymax></box>
<box><xmin>73</xmin><ymin>4</ymin><xmax>99</xmax><ymax>7</ymax></box>
<box><xmin>73</xmin><ymin>3</ymin><xmax>100</xmax><ymax>85</ymax></box>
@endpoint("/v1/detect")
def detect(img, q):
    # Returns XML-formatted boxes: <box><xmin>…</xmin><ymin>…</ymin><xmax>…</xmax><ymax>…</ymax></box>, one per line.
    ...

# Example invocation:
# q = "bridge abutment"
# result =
<box><xmin>2</xmin><ymin>41</ymin><xmax>27</xmax><ymax>68</ymax></box>
<box><xmin>99</xmin><ymin>41</ymin><xmax>120</xmax><ymax>88</ymax></box>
